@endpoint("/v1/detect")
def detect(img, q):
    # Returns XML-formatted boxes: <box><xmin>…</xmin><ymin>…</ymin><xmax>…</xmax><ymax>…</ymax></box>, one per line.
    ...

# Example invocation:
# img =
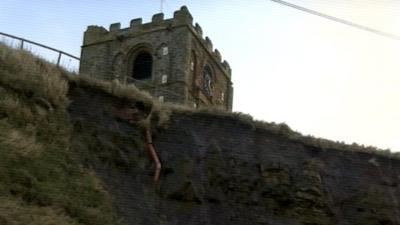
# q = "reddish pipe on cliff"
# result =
<box><xmin>145</xmin><ymin>129</ymin><xmax>162</xmax><ymax>182</ymax></box>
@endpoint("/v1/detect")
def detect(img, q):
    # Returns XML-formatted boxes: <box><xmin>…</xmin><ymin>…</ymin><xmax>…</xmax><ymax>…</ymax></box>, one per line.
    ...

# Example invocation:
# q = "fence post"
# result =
<box><xmin>56</xmin><ymin>52</ymin><xmax>62</xmax><ymax>67</ymax></box>
<box><xmin>20</xmin><ymin>40</ymin><xmax>24</xmax><ymax>49</ymax></box>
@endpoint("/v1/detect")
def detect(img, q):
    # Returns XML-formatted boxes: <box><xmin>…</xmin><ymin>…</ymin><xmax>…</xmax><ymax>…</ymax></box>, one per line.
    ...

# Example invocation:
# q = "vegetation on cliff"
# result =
<box><xmin>0</xmin><ymin>44</ymin><xmax>120</xmax><ymax>225</ymax></box>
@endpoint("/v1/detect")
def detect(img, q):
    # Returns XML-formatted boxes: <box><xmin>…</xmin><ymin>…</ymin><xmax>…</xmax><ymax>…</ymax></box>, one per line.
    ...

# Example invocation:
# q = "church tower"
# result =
<box><xmin>79</xmin><ymin>6</ymin><xmax>233</xmax><ymax>111</ymax></box>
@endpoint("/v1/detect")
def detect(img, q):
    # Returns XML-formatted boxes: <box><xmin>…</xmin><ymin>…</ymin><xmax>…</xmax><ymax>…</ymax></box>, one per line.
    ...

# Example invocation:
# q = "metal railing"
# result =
<box><xmin>0</xmin><ymin>32</ymin><xmax>80</xmax><ymax>72</ymax></box>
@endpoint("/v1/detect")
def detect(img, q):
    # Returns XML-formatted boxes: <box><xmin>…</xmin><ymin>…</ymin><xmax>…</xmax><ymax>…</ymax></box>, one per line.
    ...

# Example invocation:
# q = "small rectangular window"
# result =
<box><xmin>161</xmin><ymin>74</ymin><xmax>168</xmax><ymax>84</ymax></box>
<box><xmin>158</xmin><ymin>96</ymin><xmax>164</xmax><ymax>102</ymax></box>
<box><xmin>162</xmin><ymin>47</ymin><xmax>168</xmax><ymax>55</ymax></box>
<box><xmin>190</xmin><ymin>62</ymin><xmax>194</xmax><ymax>71</ymax></box>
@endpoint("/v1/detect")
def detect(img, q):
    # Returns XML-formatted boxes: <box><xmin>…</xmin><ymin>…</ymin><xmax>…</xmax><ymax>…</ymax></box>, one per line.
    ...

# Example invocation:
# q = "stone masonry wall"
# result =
<box><xmin>188</xmin><ymin>31</ymin><xmax>233</xmax><ymax>110</ymax></box>
<box><xmin>80</xmin><ymin>20</ymin><xmax>191</xmax><ymax>104</ymax></box>
<box><xmin>79</xmin><ymin>6</ymin><xmax>233</xmax><ymax>110</ymax></box>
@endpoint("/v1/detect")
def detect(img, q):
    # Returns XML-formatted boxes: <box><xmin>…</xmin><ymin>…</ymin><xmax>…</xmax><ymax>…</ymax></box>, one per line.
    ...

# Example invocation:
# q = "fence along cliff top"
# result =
<box><xmin>0</xmin><ymin>32</ymin><xmax>80</xmax><ymax>72</ymax></box>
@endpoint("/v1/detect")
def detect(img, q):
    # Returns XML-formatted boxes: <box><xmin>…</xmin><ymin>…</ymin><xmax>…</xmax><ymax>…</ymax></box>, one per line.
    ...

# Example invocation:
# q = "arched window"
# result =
<box><xmin>203</xmin><ymin>65</ymin><xmax>213</xmax><ymax>97</ymax></box>
<box><xmin>132</xmin><ymin>52</ymin><xmax>152</xmax><ymax>80</ymax></box>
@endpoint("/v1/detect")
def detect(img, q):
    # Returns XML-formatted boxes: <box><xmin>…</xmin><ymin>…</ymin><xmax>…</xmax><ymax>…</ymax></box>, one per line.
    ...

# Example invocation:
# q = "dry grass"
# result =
<box><xmin>0</xmin><ymin>197</ymin><xmax>76</xmax><ymax>225</ymax></box>
<box><xmin>0</xmin><ymin>88</ymin><xmax>35</xmax><ymax>125</ymax></box>
<box><xmin>0</xmin><ymin>44</ymin><xmax>69</xmax><ymax>108</ymax></box>
<box><xmin>68</xmin><ymin>75</ymin><xmax>153</xmax><ymax>106</ymax></box>
<box><xmin>0</xmin><ymin>121</ymin><xmax>43</xmax><ymax>157</ymax></box>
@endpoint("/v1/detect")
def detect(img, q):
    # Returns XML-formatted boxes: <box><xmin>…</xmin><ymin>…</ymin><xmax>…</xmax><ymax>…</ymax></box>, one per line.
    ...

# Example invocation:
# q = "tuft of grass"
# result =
<box><xmin>0</xmin><ymin>88</ymin><xmax>35</xmax><ymax>125</ymax></box>
<box><xmin>0</xmin><ymin>197</ymin><xmax>77</xmax><ymax>225</ymax></box>
<box><xmin>68</xmin><ymin>75</ymin><xmax>154</xmax><ymax>106</ymax></box>
<box><xmin>0</xmin><ymin>121</ymin><xmax>42</xmax><ymax>157</ymax></box>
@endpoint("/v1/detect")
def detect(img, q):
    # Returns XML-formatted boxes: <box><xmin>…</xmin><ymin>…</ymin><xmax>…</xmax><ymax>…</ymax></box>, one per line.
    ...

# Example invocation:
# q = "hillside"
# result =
<box><xmin>1</xmin><ymin>44</ymin><xmax>400</xmax><ymax>225</ymax></box>
<box><xmin>0</xmin><ymin>45</ymin><xmax>120</xmax><ymax>225</ymax></box>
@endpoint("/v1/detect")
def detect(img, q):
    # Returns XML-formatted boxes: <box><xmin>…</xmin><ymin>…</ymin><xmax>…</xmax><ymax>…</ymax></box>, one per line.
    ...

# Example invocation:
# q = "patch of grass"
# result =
<box><xmin>0</xmin><ymin>87</ymin><xmax>35</xmax><ymax>125</ymax></box>
<box><xmin>0</xmin><ymin>44</ymin><xmax>69</xmax><ymax>108</ymax></box>
<box><xmin>0</xmin><ymin>197</ymin><xmax>76</xmax><ymax>225</ymax></box>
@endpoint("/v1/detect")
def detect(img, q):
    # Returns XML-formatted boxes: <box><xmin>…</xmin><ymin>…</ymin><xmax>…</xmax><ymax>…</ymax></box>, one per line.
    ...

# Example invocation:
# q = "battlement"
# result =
<box><xmin>83</xmin><ymin>6</ymin><xmax>231</xmax><ymax>77</ymax></box>
<box><xmin>83</xmin><ymin>6</ymin><xmax>193</xmax><ymax>43</ymax></box>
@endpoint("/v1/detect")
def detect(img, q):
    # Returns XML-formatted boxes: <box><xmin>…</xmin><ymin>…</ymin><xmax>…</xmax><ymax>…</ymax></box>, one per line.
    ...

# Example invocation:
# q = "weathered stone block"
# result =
<box><xmin>109</xmin><ymin>23</ymin><xmax>121</xmax><ymax>32</ymax></box>
<box><xmin>152</xmin><ymin>13</ymin><xmax>164</xmax><ymax>24</ymax></box>
<box><xmin>130</xmin><ymin>18</ymin><xmax>142</xmax><ymax>28</ymax></box>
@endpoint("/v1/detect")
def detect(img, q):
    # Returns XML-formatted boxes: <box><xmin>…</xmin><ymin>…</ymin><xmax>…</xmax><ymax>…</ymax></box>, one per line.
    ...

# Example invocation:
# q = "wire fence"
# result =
<box><xmin>0</xmin><ymin>32</ymin><xmax>80</xmax><ymax>73</ymax></box>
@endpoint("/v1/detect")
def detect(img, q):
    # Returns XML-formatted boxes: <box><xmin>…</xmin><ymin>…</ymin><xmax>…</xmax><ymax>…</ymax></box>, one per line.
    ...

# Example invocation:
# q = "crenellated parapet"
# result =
<box><xmin>172</xmin><ymin>6</ymin><xmax>193</xmax><ymax>25</ymax></box>
<box><xmin>222</xmin><ymin>60</ymin><xmax>231</xmax><ymax>75</ymax></box>
<box><xmin>83</xmin><ymin>6</ymin><xmax>192</xmax><ymax>45</ymax></box>
<box><xmin>204</xmin><ymin>37</ymin><xmax>213</xmax><ymax>52</ymax></box>
<box><xmin>194</xmin><ymin>23</ymin><xmax>203</xmax><ymax>37</ymax></box>
<box><xmin>152</xmin><ymin>13</ymin><xmax>164</xmax><ymax>24</ymax></box>
<box><xmin>82</xmin><ymin>6</ymin><xmax>231</xmax><ymax>77</ymax></box>
<box><xmin>109</xmin><ymin>23</ymin><xmax>121</xmax><ymax>32</ymax></box>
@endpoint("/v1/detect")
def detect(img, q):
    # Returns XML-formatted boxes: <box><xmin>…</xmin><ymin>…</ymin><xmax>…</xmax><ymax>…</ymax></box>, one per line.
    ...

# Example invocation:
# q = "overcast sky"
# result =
<box><xmin>1</xmin><ymin>0</ymin><xmax>400</xmax><ymax>152</ymax></box>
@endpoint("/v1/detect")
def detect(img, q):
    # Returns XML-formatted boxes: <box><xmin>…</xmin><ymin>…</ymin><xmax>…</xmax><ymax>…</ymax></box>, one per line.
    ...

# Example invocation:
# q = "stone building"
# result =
<box><xmin>79</xmin><ymin>6</ymin><xmax>233</xmax><ymax>111</ymax></box>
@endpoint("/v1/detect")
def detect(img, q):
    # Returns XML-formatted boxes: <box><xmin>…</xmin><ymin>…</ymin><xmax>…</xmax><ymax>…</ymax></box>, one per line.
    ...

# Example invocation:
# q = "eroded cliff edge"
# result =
<box><xmin>68</xmin><ymin>82</ymin><xmax>400</xmax><ymax>225</ymax></box>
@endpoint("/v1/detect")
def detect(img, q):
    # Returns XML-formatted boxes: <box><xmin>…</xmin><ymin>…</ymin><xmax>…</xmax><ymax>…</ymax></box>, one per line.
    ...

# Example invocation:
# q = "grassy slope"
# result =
<box><xmin>0</xmin><ymin>44</ymin><xmax>120</xmax><ymax>225</ymax></box>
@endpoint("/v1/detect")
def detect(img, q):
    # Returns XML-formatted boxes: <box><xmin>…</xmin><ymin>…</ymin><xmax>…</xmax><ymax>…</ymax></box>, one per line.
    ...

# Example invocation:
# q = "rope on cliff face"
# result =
<box><xmin>145</xmin><ymin>128</ymin><xmax>162</xmax><ymax>182</ymax></box>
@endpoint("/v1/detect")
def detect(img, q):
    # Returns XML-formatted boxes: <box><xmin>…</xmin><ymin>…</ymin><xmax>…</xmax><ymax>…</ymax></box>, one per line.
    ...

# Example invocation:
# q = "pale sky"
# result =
<box><xmin>1</xmin><ymin>0</ymin><xmax>399</xmax><ymax>151</ymax></box>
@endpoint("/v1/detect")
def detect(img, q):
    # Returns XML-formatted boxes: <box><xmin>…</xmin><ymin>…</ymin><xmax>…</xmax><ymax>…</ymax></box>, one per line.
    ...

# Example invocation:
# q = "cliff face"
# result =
<box><xmin>68</xmin><ymin>84</ymin><xmax>400</xmax><ymax>225</ymax></box>
<box><xmin>8</xmin><ymin>44</ymin><xmax>398</xmax><ymax>225</ymax></box>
